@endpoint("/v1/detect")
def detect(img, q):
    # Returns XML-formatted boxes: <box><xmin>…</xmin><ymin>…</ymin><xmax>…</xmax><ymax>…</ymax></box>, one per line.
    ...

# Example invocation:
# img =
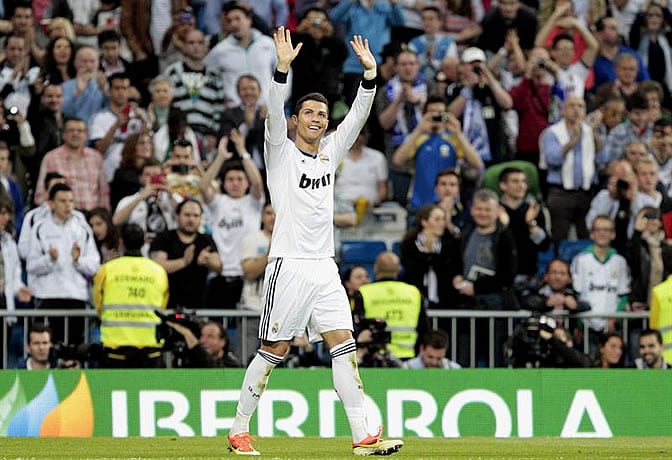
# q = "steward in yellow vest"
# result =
<box><xmin>93</xmin><ymin>224</ymin><xmax>169</xmax><ymax>368</ymax></box>
<box><xmin>352</xmin><ymin>251</ymin><xmax>429</xmax><ymax>360</ymax></box>
<box><xmin>650</xmin><ymin>275</ymin><xmax>672</xmax><ymax>364</ymax></box>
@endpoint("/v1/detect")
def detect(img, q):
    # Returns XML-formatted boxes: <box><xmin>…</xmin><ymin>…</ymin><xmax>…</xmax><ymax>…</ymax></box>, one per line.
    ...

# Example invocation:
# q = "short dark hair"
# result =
<box><xmin>0</xmin><ymin>140</ymin><xmax>9</xmax><ymax>152</ymax></box>
<box><xmin>121</xmin><ymin>223</ymin><xmax>144</xmax><ymax>252</ymax></box>
<box><xmin>545</xmin><ymin>258</ymin><xmax>570</xmax><ymax>274</ymax></box>
<box><xmin>435</xmin><ymin>168</ymin><xmax>460</xmax><ymax>186</ymax></box>
<box><xmin>98</xmin><ymin>29</ymin><xmax>121</xmax><ymax>47</ymax></box>
<box><xmin>294</xmin><ymin>92</ymin><xmax>329</xmax><ymax>116</ymax></box>
<box><xmin>654</xmin><ymin>117</ymin><xmax>672</xmax><ymax>130</ymax></box>
<box><xmin>63</xmin><ymin>117</ymin><xmax>86</xmax><ymax>129</ymax></box>
<box><xmin>141</xmin><ymin>157</ymin><xmax>162</xmax><ymax>171</ymax></box>
<box><xmin>498</xmin><ymin>166</ymin><xmax>526</xmax><ymax>184</ymax></box>
<box><xmin>640</xmin><ymin>328</ymin><xmax>663</xmax><ymax>345</ymax></box>
<box><xmin>44</xmin><ymin>172</ymin><xmax>65</xmax><ymax>189</ymax></box>
<box><xmin>552</xmin><ymin>33</ymin><xmax>574</xmax><ymax>49</ymax></box>
<box><xmin>176</xmin><ymin>198</ymin><xmax>202</xmax><ymax>215</ymax></box>
<box><xmin>28</xmin><ymin>323</ymin><xmax>52</xmax><ymax>342</ymax></box>
<box><xmin>172</xmin><ymin>138</ymin><xmax>193</xmax><ymax>149</ymax></box>
<box><xmin>424</xmin><ymin>94</ymin><xmax>447</xmax><ymax>112</ymax></box>
<box><xmin>48</xmin><ymin>182</ymin><xmax>72</xmax><ymax>201</ymax></box>
<box><xmin>223</xmin><ymin>1</ymin><xmax>252</xmax><ymax>16</ymax></box>
<box><xmin>342</xmin><ymin>265</ymin><xmax>368</xmax><ymax>283</ymax></box>
<box><xmin>627</xmin><ymin>92</ymin><xmax>648</xmax><ymax>112</ymax></box>
<box><xmin>108</xmin><ymin>72</ymin><xmax>130</xmax><ymax>86</ymax></box>
<box><xmin>422</xmin><ymin>329</ymin><xmax>449</xmax><ymax>349</ymax></box>
<box><xmin>421</xmin><ymin>5</ymin><xmax>442</xmax><ymax>16</ymax></box>
<box><xmin>300</xmin><ymin>7</ymin><xmax>329</xmax><ymax>21</ymax></box>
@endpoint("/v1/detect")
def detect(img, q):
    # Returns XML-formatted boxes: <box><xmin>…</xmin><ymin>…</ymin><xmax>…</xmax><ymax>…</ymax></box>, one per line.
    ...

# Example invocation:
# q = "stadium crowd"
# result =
<box><xmin>0</xmin><ymin>0</ymin><xmax>671</xmax><ymax>369</ymax></box>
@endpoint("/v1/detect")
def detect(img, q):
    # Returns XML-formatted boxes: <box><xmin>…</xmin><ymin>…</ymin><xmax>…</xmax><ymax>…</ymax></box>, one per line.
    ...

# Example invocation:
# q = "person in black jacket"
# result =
<box><xmin>451</xmin><ymin>188</ymin><xmax>519</xmax><ymax>367</ymax></box>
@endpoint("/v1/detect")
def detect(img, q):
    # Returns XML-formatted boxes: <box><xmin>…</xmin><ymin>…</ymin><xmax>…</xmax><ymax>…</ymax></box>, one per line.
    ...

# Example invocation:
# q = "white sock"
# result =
<box><xmin>330</xmin><ymin>338</ymin><xmax>368</xmax><ymax>442</ymax></box>
<box><xmin>230</xmin><ymin>349</ymin><xmax>283</xmax><ymax>436</ymax></box>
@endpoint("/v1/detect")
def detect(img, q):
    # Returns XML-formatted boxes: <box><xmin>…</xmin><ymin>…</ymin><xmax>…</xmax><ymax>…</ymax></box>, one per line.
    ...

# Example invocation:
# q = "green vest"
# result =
<box><xmin>652</xmin><ymin>279</ymin><xmax>672</xmax><ymax>363</ymax></box>
<box><xmin>100</xmin><ymin>257</ymin><xmax>168</xmax><ymax>349</ymax></box>
<box><xmin>359</xmin><ymin>281</ymin><xmax>422</xmax><ymax>358</ymax></box>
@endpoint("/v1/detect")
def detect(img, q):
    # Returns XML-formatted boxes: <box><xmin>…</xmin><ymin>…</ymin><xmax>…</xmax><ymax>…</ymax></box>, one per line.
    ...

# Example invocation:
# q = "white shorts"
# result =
<box><xmin>258</xmin><ymin>257</ymin><xmax>353</xmax><ymax>343</ymax></box>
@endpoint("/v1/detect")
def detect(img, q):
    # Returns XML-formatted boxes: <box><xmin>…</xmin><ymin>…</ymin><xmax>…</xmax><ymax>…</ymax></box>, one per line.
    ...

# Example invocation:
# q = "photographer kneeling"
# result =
<box><xmin>165</xmin><ymin>319</ymin><xmax>242</xmax><ymax>368</ymax></box>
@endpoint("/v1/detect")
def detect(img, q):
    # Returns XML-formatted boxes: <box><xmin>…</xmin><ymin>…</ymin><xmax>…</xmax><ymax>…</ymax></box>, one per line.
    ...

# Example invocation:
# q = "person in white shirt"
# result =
<box><xmin>25</xmin><ymin>183</ymin><xmax>100</xmax><ymax>344</ymax></box>
<box><xmin>198</xmin><ymin>129</ymin><xmax>264</xmax><ymax>309</ymax></box>
<box><xmin>227</xmin><ymin>29</ymin><xmax>403</xmax><ymax>457</ymax></box>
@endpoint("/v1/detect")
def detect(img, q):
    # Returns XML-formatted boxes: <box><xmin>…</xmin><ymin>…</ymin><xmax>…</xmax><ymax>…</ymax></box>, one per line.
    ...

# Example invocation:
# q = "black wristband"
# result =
<box><xmin>361</xmin><ymin>77</ymin><xmax>376</xmax><ymax>90</ymax></box>
<box><xmin>273</xmin><ymin>70</ymin><xmax>288</xmax><ymax>84</ymax></box>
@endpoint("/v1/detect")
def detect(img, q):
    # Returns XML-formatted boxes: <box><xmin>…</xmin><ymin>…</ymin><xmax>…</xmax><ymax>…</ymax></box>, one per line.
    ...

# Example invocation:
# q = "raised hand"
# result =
<box><xmin>350</xmin><ymin>35</ymin><xmax>376</xmax><ymax>72</ymax></box>
<box><xmin>274</xmin><ymin>26</ymin><xmax>303</xmax><ymax>72</ymax></box>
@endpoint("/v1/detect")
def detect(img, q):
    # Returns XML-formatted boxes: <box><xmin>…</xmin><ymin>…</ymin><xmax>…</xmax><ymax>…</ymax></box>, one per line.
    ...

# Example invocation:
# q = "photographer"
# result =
<box><xmin>93</xmin><ymin>224</ymin><xmax>169</xmax><ymax>368</ymax></box>
<box><xmin>355</xmin><ymin>319</ymin><xmax>402</xmax><ymax>368</ymax></box>
<box><xmin>16</xmin><ymin>323</ymin><xmax>80</xmax><ymax>370</ymax></box>
<box><xmin>163</xmin><ymin>319</ymin><xmax>242</xmax><ymax>368</ymax></box>
<box><xmin>586</xmin><ymin>160</ymin><xmax>656</xmax><ymax>254</ymax></box>
<box><xmin>507</xmin><ymin>316</ymin><xmax>592</xmax><ymax>368</ymax></box>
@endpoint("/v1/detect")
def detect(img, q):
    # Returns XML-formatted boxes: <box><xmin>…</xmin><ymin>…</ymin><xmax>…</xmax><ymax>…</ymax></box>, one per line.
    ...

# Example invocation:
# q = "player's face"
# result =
<box><xmin>294</xmin><ymin>100</ymin><xmax>329</xmax><ymax>144</ymax></box>
<box><xmin>223</xmin><ymin>170</ymin><xmax>249</xmax><ymax>198</ymax></box>
<box><xmin>421</xmin><ymin>345</ymin><xmax>447</xmax><ymax>368</ymax></box>
<box><xmin>639</xmin><ymin>334</ymin><xmax>663</xmax><ymax>367</ymax></box>
<box><xmin>50</xmin><ymin>190</ymin><xmax>75</xmax><ymax>221</ymax></box>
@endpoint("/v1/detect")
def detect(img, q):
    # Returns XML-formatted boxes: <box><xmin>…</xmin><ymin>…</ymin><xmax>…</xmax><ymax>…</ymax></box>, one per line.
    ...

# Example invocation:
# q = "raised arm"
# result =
<box><xmin>198</xmin><ymin>136</ymin><xmax>231</xmax><ymax>204</ymax></box>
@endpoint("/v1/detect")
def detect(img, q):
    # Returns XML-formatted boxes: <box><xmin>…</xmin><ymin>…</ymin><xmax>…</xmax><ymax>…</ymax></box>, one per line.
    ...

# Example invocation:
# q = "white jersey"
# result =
<box><xmin>240</xmin><ymin>229</ymin><xmax>270</xmax><ymax>312</ymax></box>
<box><xmin>334</xmin><ymin>146</ymin><xmax>388</xmax><ymax>204</ymax></box>
<box><xmin>571</xmin><ymin>247</ymin><xmax>630</xmax><ymax>331</ymax></box>
<box><xmin>264</xmin><ymin>77</ymin><xmax>375</xmax><ymax>259</ymax></box>
<box><xmin>209</xmin><ymin>193</ymin><xmax>264</xmax><ymax>276</ymax></box>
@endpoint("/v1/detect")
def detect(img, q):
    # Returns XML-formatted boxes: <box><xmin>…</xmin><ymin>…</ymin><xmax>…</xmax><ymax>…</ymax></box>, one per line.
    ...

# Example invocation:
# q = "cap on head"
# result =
<box><xmin>461</xmin><ymin>47</ymin><xmax>486</xmax><ymax>63</ymax></box>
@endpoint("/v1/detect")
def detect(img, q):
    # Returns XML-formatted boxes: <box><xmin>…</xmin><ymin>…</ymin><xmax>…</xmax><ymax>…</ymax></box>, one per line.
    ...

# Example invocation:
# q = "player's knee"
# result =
<box><xmin>260</xmin><ymin>340</ymin><xmax>290</xmax><ymax>358</ymax></box>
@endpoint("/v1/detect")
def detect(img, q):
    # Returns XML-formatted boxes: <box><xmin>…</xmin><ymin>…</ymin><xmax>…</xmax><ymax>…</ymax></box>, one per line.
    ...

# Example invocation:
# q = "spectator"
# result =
<box><xmin>593</xmin><ymin>53</ymin><xmax>643</xmax><ymax>110</ymax></box>
<box><xmin>204</xmin><ymin>2</ymin><xmax>276</xmax><ymax>108</ymax></box>
<box><xmin>394</xmin><ymin>95</ymin><xmax>482</xmax><ymax>212</ymax></box>
<box><xmin>89</xmin><ymin>72</ymin><xmax>151</xmax><ymax>182</ymax></box>
<box><xmin>352</xmin><ymin>251</ymin><xmax>429</xmax><ymax>360</ymax></box>
<box><xmin>589</xmin><ymin>95</ymin><xmax>627</xmax><ymax>147</ymax></box>
<box><xmin>434</xmin><ymin>168</ymin><xmax>468</xmax><ymax>234</ymax></box>
<box><xmin>158</xmin><ymin>6</ymin><xmax>196</xmax><ymax>73</ymax></box>
<box><xmin>150</xmin><ymin>199</ymin><xmax>221</xmax><ymax>309</ymax></box>
<box><xmin>403</xmin><ymin>329</ymin><xmax>462</xmax><ymax>369</ymax></box>
<box><xmin>594</xmin><ymin>331</ymin><xmax>625</xmax><ymax>368</ymax></box>
<box><xmin>400</xmin><ymin>204</ymin><xmax>459</xmax><ymax>308</ymax></box>
<box><xmin>146</xmin><ymin>75</ymin><xmax>174</xmax><ymax>132</ymax></box>
<box><xmin>113</xmin><ymin>157</ymin><xmax>176</xmax><ymax>244</ymax></box>
<box><xmin>440</xmin><ymin>0</ymin><xmax>482</xmax><ymax>53</ymax></box>
<box><xmin>335</xmin><ymin>128</ymin><xmax>388</xmax><ymax>209</ymax></box>
<box><xmin>161</xmin><ymin>138</ymin><xmax>204</xmax><ymax>205</ymax></box>
<box><xmin>477</xmin><ymin>0</ymin><xmax>538</xmax><ymax>53</ymax></box>
<box><xmin>0</xmin><ymin>142</ymin><xmax>24</xmax><ymax>234</ymax></box>
<box><xmin>93</xmin><ymin>223</ymin><xmax>168</xmax><ymax>368</ymax></box>
<box><xmin>623</xmin><ymin>139</ymin><xmax>649</xmax><ymax>169</ymax></box>
<box><xmin>450</xmin><ymin>47</ymin><xmax>512</xmax><ymax>165</ymax></box>
<box><xmin>572</xmin><ymin>215</ymin><xmax>630</xmax><ymax>340</ymax></box>
<box><xmin>42</xmin><ymin>36</ymin><xmax>76</xmax><ymax>85</ymax></box>
<box><xmin>26</xmin><ymin>183</ymin><xmax>101</xmax><ymax>344</ymax></box>
<box><xmin>510</xmin><ymin>47</ymin><xmax>554</xmax><ymax>166</ymax></box>
<box><xmin>180</xmin><ymin>320</ymin><xmax>243</xmax><ymax>368</ymax></box>
<box><xmin>153</xmin><ymin>108</ymin><xmax>201</xmax><ymax>163</ymax></box>
<box><xmin>409</xmin><ymin>6</ymin><xmax>458</xmax><ymax>82</ymax></box>
<box><xmin>164</xmin><ymin>28</ymin><xmax>226</xmax><ymax>156</ymax></box>
<box><xmin>0</xmin><ymin>34</ymin><xmax>40</xmax><ymax>115</ymax></box>
<box><xmin>592</xmin><ymin>16</ymin><xmax>650</xmax><ymax>91</ymax></box>
<box><xmin>88</xmin><ymin>207</ymin><xmax>119</xmax><ymax>263</ymax></box>
<box><xmin>635</xmin><ymin>157</ymin><xmax>671</xmax><ymax>211</ymax></box>
<box><xmin>586</xmin><ymin>160</ymin><xmax>656</xmax><ymax>249</ymax></box>
<box><xmin>219</xmin><ymin>75</ymin><xmax>266</xmax><ymax>172</ymax></box>
<box><xmin>375</xmin><ymin>48</ymin><xmax>426</xmax><ymax>206</ymax></box>
<box><xmin>15</xmin><ymin>323</ymin><xmax>59</xmax><ymax>369</ymax></box>
<box><xmin>498</xmin><ymin>167</ymin><xmax>551</xmax><ymax>283</ymax></box>
<box><xmin>204</xmin><ymin>0</ymin><xmax>288</xmax><ymax>36</ymax></box>
<box><xmin>648</xmin><ymin>118</ymin><xmax>672</xmax><ymax>192</ymax></box>
<box><xmin>198</xmin><ymin>133</ymin><xmax>264</xmax><ymax>309</ymax></box>
<box><xmin>291</xmin><ymin>7</ymin><xmax>347</xmax><ymax>112</ymax></box>
<box><xmin>330</xmin><ymin>0</ymin><xmax>404</xmax><ymax>105</ymax></box>
<box><xmin>605</xmin><ymin>0</ymin><xmax>642</xmax><ymax>40</ymax></box>
<box><xmin>239</xmin><ymin>202</ymin><xmax>275</xmax><ymax>358</ymax></box>
<box><xmin>343</xmin><ymin>265</ymin><xmax>371</xmax><ymax>300</ymax></box>
<box><xmin>627</xmin><ymin>206</ymin><xmax>666</xmax><ymax>308</ymax></box>
<box><xmin>629</xmin><ymin>2</ymin><xmax>672</xmax><ymax>100</ymax></box>
<box><xmin>35</xmin><ymin>117</ymin><xmax>110</xmax><ymax>211</ymax></box>
<box><xmin>452</xmin><ymin>189</ymin><xmax>518</xmax><ymax>366</ymax></box>
<box><xmin>109</xmin><ymin>130</ymin><xmax>154</xmax><ymax>210</ymax></box>
<box><xmin>605</xmin><ymin>92</ymin><xmax>652</xmax><ymax>162</ymax></box>
<box><xmin>634</xmin><ymin>328</ymin><xmax>671</xmax><ymax>369</ymax></box>
<box><xmin>540</xmin><ymin>96</ymin><xmax>606</xmax><ymax>246</ymax></box>
<box><xmin>61</xmin><ymin>46</ymin><xmax>107</xmax><ymax>122</ymax></box>
<box><xmin>535</xmin><ymin>0</ymin><xmax>596</xmax><ymax>65</ymax></box>
<box><xmin>98</xmin><ymin>29</ymin><xmax>131</xmax><ymax>78</ymax></box>
<box><xmin>3</xmin><ymin>2</ymin><xmax>46</xmax><ymax>65</ymax></box>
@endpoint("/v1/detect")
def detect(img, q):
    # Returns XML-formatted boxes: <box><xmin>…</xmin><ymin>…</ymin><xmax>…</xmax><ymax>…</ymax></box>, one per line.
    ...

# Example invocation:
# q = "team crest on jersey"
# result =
<box><xmin>611</xmin><ymin>271</ymin><xmax>619</xmax><ymax>279</ymax></box>
<box><xmin>318</xmin><ymin>153</ymin><xmax>330</xmax><ymax>163</ymax></box>
<box><xmin>272</xmin><ymin>321</ymin><xmax>279</xmax><ymax>334</ymax></box>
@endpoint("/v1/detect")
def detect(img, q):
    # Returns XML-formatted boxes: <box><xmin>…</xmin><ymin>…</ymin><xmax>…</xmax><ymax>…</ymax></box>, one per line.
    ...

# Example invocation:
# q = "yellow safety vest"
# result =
<box><xmin>359</xmin><ymin>281</ymin><xmax>422</xmax><ymax>359</ymax></box>
<box><xmin>93</xmin><ymin>256</ymin><xmax>169</xmax><ymax>349</ymax></box>
<box><xmin>650</xmin><ymin>276</ymin><xmax>672</xmax><ymax>363</ymax></box>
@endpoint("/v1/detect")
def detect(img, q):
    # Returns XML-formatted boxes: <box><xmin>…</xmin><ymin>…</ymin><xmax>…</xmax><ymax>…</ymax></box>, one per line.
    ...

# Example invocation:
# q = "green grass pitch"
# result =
<box><xmin>2</xmin><ymin>437</ymin><xmax>672</xmax><ymax>459</ymax></box>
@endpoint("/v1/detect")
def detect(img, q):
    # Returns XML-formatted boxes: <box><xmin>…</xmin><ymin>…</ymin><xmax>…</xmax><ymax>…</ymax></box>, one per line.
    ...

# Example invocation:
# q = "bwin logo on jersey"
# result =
<box><xmin>218</xmin><ymin>217</ymin><xmax>244</xmax><ymax>229</ymax></box>
<box><xmin>299</xmin><ymin>172</ymin><xmax>331</xmax><ymax>190</ymax></box>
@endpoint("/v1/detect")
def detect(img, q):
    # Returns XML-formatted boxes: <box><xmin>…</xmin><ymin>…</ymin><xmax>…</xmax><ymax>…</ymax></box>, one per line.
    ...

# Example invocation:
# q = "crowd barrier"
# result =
<box><xmin>0</xmin><ymin>309</ymin><xmax>650</xmax><ymax>369</ymax></box>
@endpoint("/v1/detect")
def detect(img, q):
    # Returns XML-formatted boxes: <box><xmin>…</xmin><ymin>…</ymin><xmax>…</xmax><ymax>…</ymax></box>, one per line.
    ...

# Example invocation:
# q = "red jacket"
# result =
<box><xmin>510</xmin><ymin>78</ymin><xmax>551</xmax><ymax>153</ymax></box>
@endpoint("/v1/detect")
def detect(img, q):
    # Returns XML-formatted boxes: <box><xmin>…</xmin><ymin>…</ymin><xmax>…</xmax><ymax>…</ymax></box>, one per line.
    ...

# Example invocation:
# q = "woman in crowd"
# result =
<box><xmin>594</xmin><ymin>332</ymin><xmax>625</xmax><ymax>368</ymax></box>
<box><xmin>88</xmin><ymin>207</ymin><xmax>119</xmax><ymax>263</ymax></box>
<box><xmin>146</xmin><ymin>75</ymin><xmax>174</xmax><ymax>132</ymax></box>
<box><xmin>110</xmin><ymin>130</ymin><xmax>154</xmax><ymax>209</ymax></box>
<box><xmin>42</xmin><ymin>37</ymin><xmax>76</xmax><ymax>85</ymax></box>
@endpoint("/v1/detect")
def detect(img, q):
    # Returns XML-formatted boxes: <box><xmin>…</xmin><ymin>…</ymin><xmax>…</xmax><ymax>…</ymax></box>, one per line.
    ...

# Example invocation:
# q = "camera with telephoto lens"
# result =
<box><xmin>52</xmin><ymin>342</ymin><xmax>103</xmax><ymax>366</ymax></box>
<box><xmin>155</xmin><ymin>309</ymin><xmax>201</xmax><ymax>350</ymax></box>
<box><xmin>506</xmin><ymin>314</ymin><xmax>557</xmax><ymax>368</ymax></box>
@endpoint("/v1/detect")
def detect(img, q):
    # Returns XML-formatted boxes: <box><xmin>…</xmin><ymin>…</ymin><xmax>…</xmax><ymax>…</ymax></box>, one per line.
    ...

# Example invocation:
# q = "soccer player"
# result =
<box><xmin>227</xmin><ymin>28</ymin><xmax>404</xmax><ymax>457</ymax></box>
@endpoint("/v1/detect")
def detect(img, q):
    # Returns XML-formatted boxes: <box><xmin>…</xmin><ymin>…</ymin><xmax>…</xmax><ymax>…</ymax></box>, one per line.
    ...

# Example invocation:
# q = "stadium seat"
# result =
<box><xmin>558</xmin><ymin>239</ymin><xmax>592</xmax><ymax>264</ymax></box>
<box><xmin>536</xmin><ymin>245</ymin><xmax>556</xmax><ymax>278</ymax></box>
<box><xmin>481</xmin><ymin>160</ymin><xmax>542</xmax><ymax>201</ymax></box>
<box><xmin>391</xmin><ymin>241</ymin><xmax>401</xmax><ymax>257</ymax></box>
<box><xmin>340</xmin><ymin>240</ymin><xmax>388</xmax><ymax>264</ymax></box>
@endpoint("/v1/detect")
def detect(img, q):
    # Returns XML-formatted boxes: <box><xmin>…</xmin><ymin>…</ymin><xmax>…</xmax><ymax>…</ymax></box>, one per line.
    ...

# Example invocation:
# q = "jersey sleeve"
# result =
<box><xmin>264</xmin><ymin>77</ymin><xmax>289</xmax><ymax>150</ymax></box>
<box><xmin>328</xmin><ymin>83</ymin><xmax>376</xmax><ymax>165</ymax></box>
